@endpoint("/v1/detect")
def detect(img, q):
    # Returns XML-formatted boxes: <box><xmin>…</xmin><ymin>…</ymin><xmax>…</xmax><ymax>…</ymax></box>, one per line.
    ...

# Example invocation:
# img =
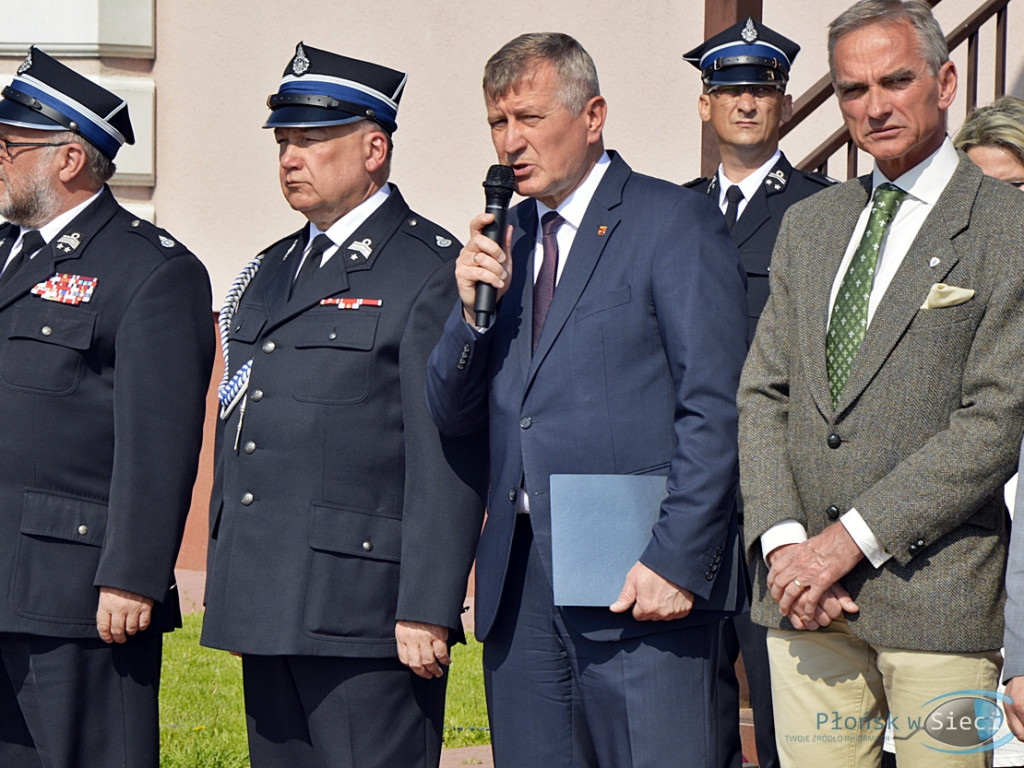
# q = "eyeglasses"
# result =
<box><xmin>708</xmin><ymin>85</ymin><xmax>783</xmax><ymax>103</ymax></box>
<box><xmin>0</xmin><ymin>137</ymin><xmax>72</xmax><ymax>162</ymax></box>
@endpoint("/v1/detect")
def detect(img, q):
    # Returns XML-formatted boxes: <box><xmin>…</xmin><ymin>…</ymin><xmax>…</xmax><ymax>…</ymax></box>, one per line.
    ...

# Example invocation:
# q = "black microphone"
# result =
<box><xmin>474</xmin><ymin>164</ymin><xmax>516</xmax><ymax>328</ymax></box>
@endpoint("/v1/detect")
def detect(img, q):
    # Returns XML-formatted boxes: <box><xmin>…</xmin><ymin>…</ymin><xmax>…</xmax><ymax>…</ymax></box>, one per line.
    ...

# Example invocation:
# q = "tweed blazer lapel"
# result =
<box><xmin>836</xmin><ymin>159</ymin><xmax>976</xmax><ymax>415</ymax></box>
<box><xmin>801</xmin><ymin>177</ymin><xmax>871</xmax><ymax>418</ymax></box>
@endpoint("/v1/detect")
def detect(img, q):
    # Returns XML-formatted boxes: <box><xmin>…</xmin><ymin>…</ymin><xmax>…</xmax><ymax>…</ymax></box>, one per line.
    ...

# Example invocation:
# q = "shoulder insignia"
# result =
<box><xmin>159</xmin><ymin>235</ymin><xmax>176</xmax><ymax>248</ymax></box>
<box><xmin>55</xmin><ymin>232</ymin><xmax>82</xmax><ymax>253</ymax></box>
<box><xmin>435</xmin><ymin>235</ymin><xmax>452</xmax><ymax>248</ymax></box>
<box><xmin>765</xmin><ymin>168</ymin><xmax>788</xmax><ymax>193</ymax></box>
<box><xmin>347</xmin><ymin>238</ymin><xmax>373</xmax><ymax>262</ymax></box>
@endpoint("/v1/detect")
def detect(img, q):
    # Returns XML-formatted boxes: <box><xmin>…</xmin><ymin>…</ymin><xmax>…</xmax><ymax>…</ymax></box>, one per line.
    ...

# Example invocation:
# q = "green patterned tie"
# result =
<box><xmin>826</xmin><ymin>182</ymin><xmax>906</xmax><ymax>408</ymax></box>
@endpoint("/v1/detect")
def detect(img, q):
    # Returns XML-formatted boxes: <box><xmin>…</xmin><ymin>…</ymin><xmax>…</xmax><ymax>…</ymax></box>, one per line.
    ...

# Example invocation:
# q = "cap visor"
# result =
<box><xmin>0</xmin><ymin>98</ymin><xmax>65</xmax><ymax>131</ymax></box>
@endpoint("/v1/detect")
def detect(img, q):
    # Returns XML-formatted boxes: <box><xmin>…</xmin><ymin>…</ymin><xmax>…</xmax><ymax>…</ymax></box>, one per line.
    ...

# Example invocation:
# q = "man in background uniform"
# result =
<box><xmin>683</xmin><ymin>18</ymin><xmax>832</xmax><ymax>768</ymax></box>
<box><xmin>201</xmin><ymin>43</ymin><xmax>485</xmax><ymax>768</ymax></box>
<box><xmin>685</xmin><ymin>17</ymin><xmax>832</xmax><ymax>343</ymax></box>
<box><xmin>0</xmin><ymin>47</ymin><xmax>214</xmax><ymax>768</ymax></box>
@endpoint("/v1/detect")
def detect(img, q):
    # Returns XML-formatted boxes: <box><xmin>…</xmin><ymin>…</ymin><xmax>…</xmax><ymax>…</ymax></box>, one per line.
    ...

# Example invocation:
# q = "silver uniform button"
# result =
<box><xmin>250</xmin><ymin>389</ymin><xmax>263</xmax><ymax>402</ymax></box>
<box><xmin>41</xmin><ymin>326</ymin><xmax>53</xmax><ymax>336</ymax></box>
<box><xmin>241</xmin><ymin>492</ymin><xmax>254</xmax><ymax>506</ymax></box>
<box><xmin>362</xmin><ymin>540</ymin><xmax>373</xmax><ymax>552</ymax></box>
<box><xmin>243</xmin><ymin>441</ymin><xmax>256</xmax><ymax>455</ymax></box>
<box><xmin>262</xmin><ymin>340</ymin><xmax>276</xmax><ymax>353</ymax></box>
<box><xmin>77</xmin><ymin>524</ymin><xmax>88</xmax><ymax>535</ymax></box>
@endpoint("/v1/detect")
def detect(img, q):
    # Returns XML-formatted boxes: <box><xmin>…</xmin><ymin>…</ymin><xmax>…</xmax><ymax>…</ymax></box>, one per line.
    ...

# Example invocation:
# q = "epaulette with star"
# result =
<box><xmin>402</xmin><ymin>213</ymin><xmax>459</xmax><ymax>260</ymax></box>
<box><xmin>125</xmin><ymin>217</ymin><xmax>190</xmax><ymax>256</ymax></box>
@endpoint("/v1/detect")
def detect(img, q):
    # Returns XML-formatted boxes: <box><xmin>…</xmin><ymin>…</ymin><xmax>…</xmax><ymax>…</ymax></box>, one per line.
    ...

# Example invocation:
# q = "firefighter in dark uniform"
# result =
<box><xmin>0</xmin><ymin>48</ymin><xmax>214</xmax><ymax>768</ymax></box>
<box><xmin>685</xmin><ymin>17</ymin><xmax>833</xmax><ymax>344</ymax></box>
<box><xmin>200</xmin><ymin>43</ymin><xmax>485</xmax><ymax>768</ymax></box>
<box><xmin>683</xmin><ymin>18</ymin><xmax>833</xmax><ymax>768</ymax></box>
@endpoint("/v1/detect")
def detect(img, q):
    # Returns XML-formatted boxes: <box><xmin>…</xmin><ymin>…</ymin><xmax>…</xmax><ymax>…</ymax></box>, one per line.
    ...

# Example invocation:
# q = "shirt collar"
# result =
<box><xmin>870</xmin><ymin>136</ymin><xmax>958</xmax><ymax>206</ymax></box>
<box><xmin>311</xmin><ymin>183</ymin><xmax>391</xmax><ymax>248</ymax></box>
<box><xmin>535</xmin><ymin>151</ymin><xmax>611</xmax><ymax>231</ymax></box>
<box><xmin>718</xmin><ymin>149</ymin><xmax>782</xmax><ymax>203</ymax></box>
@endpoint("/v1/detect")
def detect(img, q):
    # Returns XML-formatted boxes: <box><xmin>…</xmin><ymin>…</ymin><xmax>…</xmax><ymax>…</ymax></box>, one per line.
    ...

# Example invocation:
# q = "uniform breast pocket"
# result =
<box><xmin>12</xmin><ymin>489</ymin><xmax>108</xmax><ymax>624</ymax></box>
<box><xmin>0</xmin><ymin>304</ymin><xmax>95</xmax><ymax>395</ymax></box>
<box><xmin>291</xmin><ymin>312</ymin><xmax>379</xmax><ymax>404</ymax></box>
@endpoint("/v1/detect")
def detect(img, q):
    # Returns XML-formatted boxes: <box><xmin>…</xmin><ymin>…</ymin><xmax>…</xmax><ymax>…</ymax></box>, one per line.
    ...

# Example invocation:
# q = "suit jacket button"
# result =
<box><xmin>243</xmin><ymin>441</ymin><xmax>256</xmax><ymax>455</ymax></box>
<box><xmin>509</xmin><ymin>489</ymin><xmax>517</xmax><ymax>503</ymax></box>
<box><xmin>826</xmin><ymin>505</ymin><xmax>840</xmax><ymax>520</ymax></box>
<box><xmin>520</xmin><ymin>417</ymin><xmax>532</xmax><ymax>429</ymax></box>
<box><xmin>362</xmin><ymin>540</ymin><xmax>373</xmax><ymax>552</ymax></box>
<box><xmin>827</xmin><ymin>433</ymin><xmax>842</xmax><ymax>449</ymax></box>
<box><xmin>250</xmin><ymin>389</ymin><xmax>263</xmax><ymax>402</ymax></box>
<box><xmin>706</xmin><ymin>572</ymin><xmax>715</xmax><ymax>581</ymax></box>
<box><xmin>262</xmin><ymin>340</ymin><xmax>276</xmax><ymax>353</ymax></box>
<box><xmin>241</xmin><ymin>492</ymin><xmax>254</xmax><ymax>506</ymax></box>
<box><xmin>77</xmin><ymin>524</ymin><xmax>88</xmax><ymax>535</ymax></box>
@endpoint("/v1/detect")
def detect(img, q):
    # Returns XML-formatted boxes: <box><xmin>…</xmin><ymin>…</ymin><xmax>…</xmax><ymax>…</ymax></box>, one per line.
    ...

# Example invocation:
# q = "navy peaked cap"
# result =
<box><xmin>683</xmin><ymin>17</ymin><xmax>800</xmax><ymax>88</ymax></box>
<box><xmin>265</xmin><ymin>42</ymin><xmax>407</xmax><ymax>133</ymax></box>
<box><xmin>0</xmin><ymin>46</ymin><xmax>134</xmax><ymax>159</ymax></box>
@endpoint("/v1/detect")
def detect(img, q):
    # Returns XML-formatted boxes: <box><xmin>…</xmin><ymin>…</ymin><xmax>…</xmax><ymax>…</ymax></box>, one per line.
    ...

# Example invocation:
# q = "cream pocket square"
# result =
<box><xmin>920</xmin><ymin>283</ymin><xmax>975</xmax><ymax>310</ymax></box>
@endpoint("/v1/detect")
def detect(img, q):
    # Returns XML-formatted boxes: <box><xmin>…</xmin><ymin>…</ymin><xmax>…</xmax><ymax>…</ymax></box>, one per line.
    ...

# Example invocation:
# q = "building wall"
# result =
<box><xmin>3</xmin><ymin>1</ymin><xmax>1020</xmax><ymax>298</ymax></box>
<box><xmin>2</xmin><ymin>1</ymin><xmax>1022</xmax><ymax>573</ymax></box>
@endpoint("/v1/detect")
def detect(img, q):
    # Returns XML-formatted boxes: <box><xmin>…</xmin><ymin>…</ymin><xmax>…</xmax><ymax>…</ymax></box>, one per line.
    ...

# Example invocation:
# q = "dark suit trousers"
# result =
<box><xmin>242</xmin><ymin>653</ymin><xmax>446</xmax><ymax>768</ymax></box>
<box><xmin>484</xmin><ymin>515</ymin><xmax>717</xmax><ymax>768</ymax></box>
<box><xmin>0</xmin><ymin>631</ymin><xmax>162</xmax><ymax>768</ymax></box>
<box><xmin>715</xmin><ymin>612</ymin><xmax>779</xmax><ymax>768</ymax></box>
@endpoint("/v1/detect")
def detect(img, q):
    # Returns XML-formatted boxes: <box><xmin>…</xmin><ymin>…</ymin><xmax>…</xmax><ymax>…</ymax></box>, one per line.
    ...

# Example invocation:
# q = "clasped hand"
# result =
<box><xmin>766</xmin><ymin>523</ymin><xmax>862</xmax><ymax>630</ymax></box>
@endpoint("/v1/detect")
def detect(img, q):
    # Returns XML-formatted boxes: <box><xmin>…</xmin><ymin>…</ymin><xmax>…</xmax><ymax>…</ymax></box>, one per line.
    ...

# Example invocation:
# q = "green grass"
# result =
<box><xmin>159</xmin><ymin>613</ymin><xmax>489</xmax><ymax>767</ymax></box>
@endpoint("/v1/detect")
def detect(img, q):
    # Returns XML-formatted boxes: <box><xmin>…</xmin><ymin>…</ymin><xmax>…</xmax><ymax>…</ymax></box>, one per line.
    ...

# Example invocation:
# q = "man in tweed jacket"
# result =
<box><xmin>738</xmin><ymin>2</ymin><xmax>1024</xmax><ymax>765</ymax></box>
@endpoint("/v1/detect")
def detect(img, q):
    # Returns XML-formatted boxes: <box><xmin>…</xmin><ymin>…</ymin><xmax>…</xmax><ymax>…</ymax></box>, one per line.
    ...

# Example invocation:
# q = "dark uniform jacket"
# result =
<box><xmin>201</xmin><ymin>187</ymin><xmax>486</xmax><ymax>658</ymax></box>
<box><xmin>685</xmin><ymin>153</ymin><xmax>832</xmax><ymax>342</ymax></box>
<box><xmin>0</xmin><ymin>188</ymin><xmax>215</xmax><ymax>638</ymax></box>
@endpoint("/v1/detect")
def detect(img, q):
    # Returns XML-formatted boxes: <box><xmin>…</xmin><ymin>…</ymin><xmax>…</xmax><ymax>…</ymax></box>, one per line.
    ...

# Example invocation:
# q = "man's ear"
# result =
<box><xmin>56</xmin><ymin>141</ymin><xmax>89</xmax><ymax>184</ymax></box>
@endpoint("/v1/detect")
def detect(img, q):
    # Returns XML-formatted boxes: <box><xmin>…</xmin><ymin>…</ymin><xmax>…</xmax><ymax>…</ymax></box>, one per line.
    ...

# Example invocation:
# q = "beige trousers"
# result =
<box><xmin>766</xmin><ymin>618</ymin><xmax>1002</xmax><ymax>768</ymax></box>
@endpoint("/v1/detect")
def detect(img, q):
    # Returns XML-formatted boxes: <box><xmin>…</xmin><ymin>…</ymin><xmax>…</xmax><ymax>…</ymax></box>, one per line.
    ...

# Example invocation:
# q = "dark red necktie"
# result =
<box><xmin>533</xmin><ymin>212</ymin><xmax>563</xmax><ymax>353</ymax></box>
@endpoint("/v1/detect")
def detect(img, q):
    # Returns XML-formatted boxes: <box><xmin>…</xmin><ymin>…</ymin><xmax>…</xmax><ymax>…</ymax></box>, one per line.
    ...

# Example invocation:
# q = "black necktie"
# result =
<box><xmin>724</xmin><ymin>185</ymin><xmax>744</xmax><ymax>230</ymax></box>
<box><xmin>533</xmin><ymin>212</ymin><xmax>564</xmax><ymax>353</ymax></box>
<box><xmin>290</xmin><ymin>234</ymin><xmax>333</xmax><ymax>300</ymax></box>
<box><xmin>0</xmin><ymin>229</ymin><xmax>44</xmax><ymax>289</ymax></box>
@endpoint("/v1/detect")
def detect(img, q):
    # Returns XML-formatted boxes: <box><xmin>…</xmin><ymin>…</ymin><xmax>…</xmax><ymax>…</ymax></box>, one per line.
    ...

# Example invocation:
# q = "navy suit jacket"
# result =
<box><xmin>426</xmin><ymin>152</ymin><xmax>748</xmax><ymax>641</ymax></box>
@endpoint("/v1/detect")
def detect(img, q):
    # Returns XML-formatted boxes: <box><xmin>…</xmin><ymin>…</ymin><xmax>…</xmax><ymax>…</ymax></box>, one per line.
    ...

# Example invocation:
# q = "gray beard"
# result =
<box><xmin>0</xmin><ymin>162</ymin><xmax>62</xmax><ymax>229</ymax></box>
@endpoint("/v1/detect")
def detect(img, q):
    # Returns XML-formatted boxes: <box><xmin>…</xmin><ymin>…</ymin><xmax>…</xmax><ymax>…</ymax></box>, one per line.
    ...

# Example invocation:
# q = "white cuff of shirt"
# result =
<box><xmin>840</xmin><ymin>508</ymin><xmax>892</xmax><ymax>567</ymax></box>
<box><xmin>760</xmin><ymin>520</ymin><xmax>807</xmax><ymax>565</ymax></box>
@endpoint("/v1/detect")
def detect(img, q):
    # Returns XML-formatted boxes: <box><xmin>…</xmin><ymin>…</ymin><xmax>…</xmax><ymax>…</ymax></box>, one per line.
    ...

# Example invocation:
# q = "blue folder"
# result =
<box><xmin>549</xmin><ymin>474</ymin><xmax>742</xmax><ymax>611</ymax></box>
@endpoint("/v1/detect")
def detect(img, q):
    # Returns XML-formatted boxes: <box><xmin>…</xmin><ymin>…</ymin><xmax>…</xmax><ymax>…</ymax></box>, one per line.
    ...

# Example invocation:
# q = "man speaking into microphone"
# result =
<box><xmin>425</xmin><ymin>32</ymin><xmax>748</xmax><ymax>768</ymax></box>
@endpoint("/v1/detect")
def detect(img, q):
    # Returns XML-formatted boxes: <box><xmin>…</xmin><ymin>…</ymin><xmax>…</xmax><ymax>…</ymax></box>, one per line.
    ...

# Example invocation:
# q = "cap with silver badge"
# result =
<box><xmin>683</xmin><ymin>17</ymin><xmax>800</xmax><ymax>90</ymax></box>
<box><xmin>265</xmin><ymin>42</ymin><xmax>407</xmax><ymax>133</ymax></box>
<box><xmin>0</xmin><ymin>46</ymin><xmax>134</xmax><ymax>160</ymax></box>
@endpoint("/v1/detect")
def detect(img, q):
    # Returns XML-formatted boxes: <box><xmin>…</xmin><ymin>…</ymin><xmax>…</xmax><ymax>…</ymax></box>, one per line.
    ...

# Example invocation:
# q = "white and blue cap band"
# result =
<box><xmin>0</xmin><ymin>47</ymin><xmax>134</xmax><ymax>160</ymax></box>
<box><xmin>265</xmin><ymin>43</ymin><xmax>406</xmax><ymax>133</ymax></box>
